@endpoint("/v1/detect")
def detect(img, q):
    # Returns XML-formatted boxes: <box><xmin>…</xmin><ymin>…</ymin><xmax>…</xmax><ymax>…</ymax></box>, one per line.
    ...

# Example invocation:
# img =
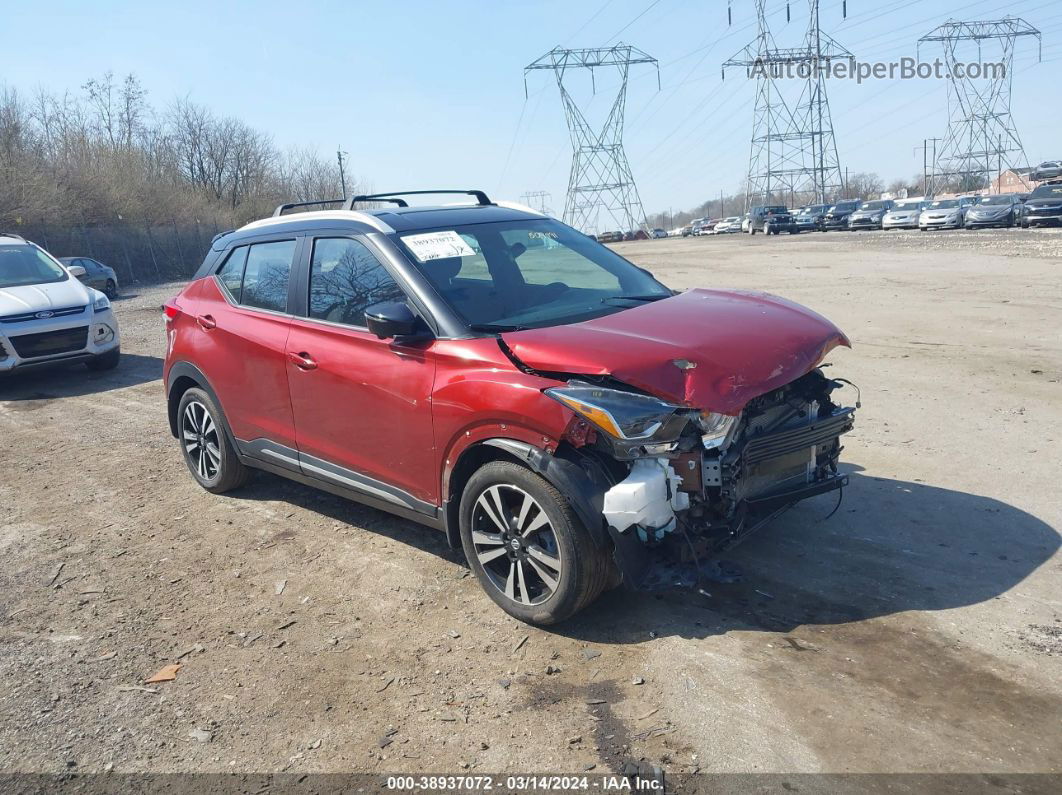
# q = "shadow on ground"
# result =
<box><xmin>0</xmin><ymin>353</ymin><xmax>162</xmax><ymax>400</ymax></box>
<box><xmin>558</xmin><ymin>465</ymin><xmax>1060</xmax><ymax>642</ymax></box>
<box><xmin>229</xmin><ymin>464</ymin><xmax>1059</xmax><ymax>642</ymax></box>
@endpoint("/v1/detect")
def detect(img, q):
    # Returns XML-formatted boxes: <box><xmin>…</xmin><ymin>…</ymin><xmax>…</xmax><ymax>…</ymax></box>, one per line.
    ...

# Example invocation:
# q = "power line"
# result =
<box><xmin>919</xmin><ymin>17</ymin><xmax>1042</xmax><ymax>193</ymax></box>
<box><xmin>525</xmin><ymin>45</ymin><xmax>661</xmax><ymax>234</ymax></box>
<box><xmin>723</xmin><ymin>0</ymin><xmax>849</xmax><ymax>207</ymax></box>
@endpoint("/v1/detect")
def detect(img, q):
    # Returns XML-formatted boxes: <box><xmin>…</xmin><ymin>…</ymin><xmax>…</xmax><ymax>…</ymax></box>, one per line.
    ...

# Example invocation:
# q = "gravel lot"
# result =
<box><xmin>1</xmin><ymin>227</ymin><xmax>1060</xmax><ymax>777</ymax></box>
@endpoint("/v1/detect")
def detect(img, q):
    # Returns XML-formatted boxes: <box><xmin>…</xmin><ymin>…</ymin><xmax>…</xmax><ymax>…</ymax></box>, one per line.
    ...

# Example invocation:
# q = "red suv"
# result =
<box><xmin>164</xmin><ymin>190</ymin><xmax>857</xmax><ymax>624</ymax></box>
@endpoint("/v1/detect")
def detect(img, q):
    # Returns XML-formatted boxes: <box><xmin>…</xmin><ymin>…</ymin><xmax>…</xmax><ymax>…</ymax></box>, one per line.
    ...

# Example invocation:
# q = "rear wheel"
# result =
<box><xmin>459</xmin><ymin>461</ymin><xmax>613</xmax><ymax>625</ymax></box>
<box><xmin>104</xmin><ymin>279</ymin><xmax>118</xmax><ymax>299</ymax></box>
<box><xmin>177</xmin><ymin>387</ymin><xmax>251</xmax><ymax>493</ymax></box>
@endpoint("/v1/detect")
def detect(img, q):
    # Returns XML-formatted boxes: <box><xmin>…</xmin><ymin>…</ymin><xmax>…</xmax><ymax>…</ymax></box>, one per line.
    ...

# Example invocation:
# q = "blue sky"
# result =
<box><xmin>5</xmin><ymin>0</ymin><xmax>1061</xmax><ymax>216</ymax></box>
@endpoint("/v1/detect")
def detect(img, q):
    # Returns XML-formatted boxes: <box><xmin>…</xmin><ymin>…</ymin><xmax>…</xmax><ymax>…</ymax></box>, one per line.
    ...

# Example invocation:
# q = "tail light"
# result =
<box><xmin>163</xmin><ymin>301</ymin><xmax>180</xmax><ymax>322</ymax></box>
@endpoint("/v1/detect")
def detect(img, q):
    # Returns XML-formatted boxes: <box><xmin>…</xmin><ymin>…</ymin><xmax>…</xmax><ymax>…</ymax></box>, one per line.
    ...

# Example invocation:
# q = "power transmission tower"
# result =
<box><xmin>919</xmin><ymin>17</ymin><xmax>1041</xmax><ymax>195</ymax></box>
<box><xmin>525</xmin><ymin>45</ymin><xmax>659</xmax><ymax>235</ymax></box>
<box><xmin>520</xmin><ymin>190</ymin><xmax>554</xmax><ymax>216</ymax></box>
<box><xmin>723</xmin><ymin>0</ymin><xmax>849</xmax><ymax>209</ymax></box>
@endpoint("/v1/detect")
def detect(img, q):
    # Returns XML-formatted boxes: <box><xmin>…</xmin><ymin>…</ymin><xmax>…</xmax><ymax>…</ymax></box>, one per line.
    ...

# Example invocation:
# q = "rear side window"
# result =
<box><xmin>215</xmin><ymin>240</ymin><xmax>295</xmax><ymax>313</ymax></box>
<box><xmin>217</xmin><ymin>247</ymin><xmax>247</xmax><ymax>302</ymax></box>
<box><xmin>308</xmin><ymin>238</ymin><xmax>405</xmax><ymax>328</ymax></box>
<box><xmin>243</xmin><ymin>241</ymin><xmax>295</xmax><ymax>312</ymax></box>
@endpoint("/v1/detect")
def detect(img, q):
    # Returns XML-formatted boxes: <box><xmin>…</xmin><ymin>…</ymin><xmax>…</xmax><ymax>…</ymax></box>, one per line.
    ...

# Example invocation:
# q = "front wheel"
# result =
<box><xmin>177</xmin><ymin>387</ymin><xmax>251</xmax><ymax>493</ymax></box>
<box><xmin>86</xmin><ymin>346</ymin><xmax>120</xmax><ymax>371</ymax></box>
<box><xmin>459</xmin><ymin>461</ymin><xmax>613</xmax><ymax>625</ymax></box>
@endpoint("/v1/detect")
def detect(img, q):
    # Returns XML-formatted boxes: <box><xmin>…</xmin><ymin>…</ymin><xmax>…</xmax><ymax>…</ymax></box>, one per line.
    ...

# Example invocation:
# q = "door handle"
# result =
<box><xmin>196</xmin><ymin>314</ymin><xmax>216</xmax><ymax>330</ymax></box>
<box><xmin>288</xmin><ymin>351</ymin><xmax>318</xmax><ymax>371</ymax></box>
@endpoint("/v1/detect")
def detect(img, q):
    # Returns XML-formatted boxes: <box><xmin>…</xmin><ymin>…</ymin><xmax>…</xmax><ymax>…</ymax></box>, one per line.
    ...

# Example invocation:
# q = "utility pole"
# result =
<box><xmin>526</xmin><ymin>45</ymin><xmax>660</xmax><ymax>234</ymax></box>
<box><xmin>916</xmin><ymin>137</ymin><xmax>941</xmax><ymax>195</ymax></box>
<box><xmin>919</xmin><ymin>18</ymin><xmax>1040</xmax><ymax>195</ymax></box>
<box><xmin>337</xmin><ymin>146</ymin><xmax>348</xmax><ymax>197</ymax></box>
<box><xmin>723</xmin><ymin>0</ymin><xmax>849</xmax><ymax>210</ymax></box>
<box><xmin>520</xmin><ymin>190</ymin><xmax>554</xmax><ymax>216</ymax></box>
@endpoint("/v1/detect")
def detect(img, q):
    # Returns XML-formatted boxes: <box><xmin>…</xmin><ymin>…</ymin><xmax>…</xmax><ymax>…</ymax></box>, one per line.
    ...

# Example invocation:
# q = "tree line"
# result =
<box><xmin>0</xmin><ymin>73</ymin><xmax>360</xmax><ymax>283</ymax></box>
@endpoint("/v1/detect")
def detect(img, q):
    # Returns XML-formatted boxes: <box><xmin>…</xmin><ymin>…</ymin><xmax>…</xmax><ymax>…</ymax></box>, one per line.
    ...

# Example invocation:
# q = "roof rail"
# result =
<box><xmin>272</xmin><ymin>198</ymin><xmax>345</xmax><ymax>217</ymax></box>
<box><xmin>343</xmin><ymin>190</ymin><xmax>492</xmax><ymax>209</ymax></box>
<box><xmin>0</xmin><ymin>231</ymin><xmax>26</xmax><ymax>241</ymax></box>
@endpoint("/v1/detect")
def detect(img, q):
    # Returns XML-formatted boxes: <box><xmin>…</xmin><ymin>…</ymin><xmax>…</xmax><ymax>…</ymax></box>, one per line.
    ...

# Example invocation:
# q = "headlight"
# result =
<box><xmin>545</xmin><ymin>385</ymin><xmax>682</xmax><ymax>441</ymax></box>
<box><xmin>92</xmin><ymin>293</ymin><xmax>110</xmax><ymax>313</ymax></box>
<box><xmin>698</xmin><ymin>411</ymin><xmax>737</xmax><ymax>449</ymax></box>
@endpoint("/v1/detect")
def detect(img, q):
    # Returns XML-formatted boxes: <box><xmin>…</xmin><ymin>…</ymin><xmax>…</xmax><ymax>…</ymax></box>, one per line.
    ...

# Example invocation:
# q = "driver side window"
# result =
<box><xmin>309</xmin><ymin>238</ymin><xmax>405</xmax><ymax>328</ymax></box>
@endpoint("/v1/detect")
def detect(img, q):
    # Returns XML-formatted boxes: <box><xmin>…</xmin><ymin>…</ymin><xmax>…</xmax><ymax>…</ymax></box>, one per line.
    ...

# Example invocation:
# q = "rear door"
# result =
<box><xmin>285</xmin><ymin>235</ymin><xmax>438</xmax><ymax>509</ymax></box>
<box><xmin>192</xmin><ymin>237</ymin><xmax>300</xmax><ymax>461</ymax></box>
<box><xmin>83</xmin><ymin>259</ymin><xmax>107</xmax><ymax>291</ymax></box>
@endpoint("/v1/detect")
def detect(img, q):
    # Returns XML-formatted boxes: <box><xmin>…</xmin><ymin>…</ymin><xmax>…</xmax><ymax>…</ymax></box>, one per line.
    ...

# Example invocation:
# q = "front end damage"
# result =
<box><xmin>550</xmin><ymin>368</ymin><xmax>857</xmax><ymax>589</ymax></box>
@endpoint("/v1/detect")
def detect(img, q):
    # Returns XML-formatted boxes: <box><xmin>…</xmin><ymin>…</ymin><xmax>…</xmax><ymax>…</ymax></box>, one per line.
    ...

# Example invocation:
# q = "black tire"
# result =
<box><xmin>104</xmin><ymin>279</ymin><xmax>118</xmax><ymax>299</ymax></box>
<box><xmin>177</xmin><ymin>387</ymin><xmax>251</xmax><ymax>494</ymax></box>
<box><xmin>459</xmin><ymin>461</ymin><xmax>613</xmax><ymax>625</ymax></box>
<box><xmin>86</xmin><ymin>346</ymin><xmax>120</xmax><ymax>371</ymax></box>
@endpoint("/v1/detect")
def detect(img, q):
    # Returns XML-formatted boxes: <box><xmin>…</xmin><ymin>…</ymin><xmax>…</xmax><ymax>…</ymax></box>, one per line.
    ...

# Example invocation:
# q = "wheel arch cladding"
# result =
<box><xmin>444</xmin><ymin>438</ymin><xmax>613</xmax><ymax>552</ymax></box>
<box><xmin>166</xmin><ymin>362</ymin><xmax>231</xmax><ymax>443</ymax></box>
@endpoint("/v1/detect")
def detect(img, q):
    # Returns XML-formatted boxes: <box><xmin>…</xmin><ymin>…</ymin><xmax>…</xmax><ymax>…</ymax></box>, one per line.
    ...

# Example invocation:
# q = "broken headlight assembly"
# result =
<box><xmin>697</xmin><ymin>410</ymin><xmax>737</xmax><ymax>449</ymax></box>
<box><xmin>545</xmin><ymin>384</ymin><xmax>690</xmax><ymax>454</ymax></box>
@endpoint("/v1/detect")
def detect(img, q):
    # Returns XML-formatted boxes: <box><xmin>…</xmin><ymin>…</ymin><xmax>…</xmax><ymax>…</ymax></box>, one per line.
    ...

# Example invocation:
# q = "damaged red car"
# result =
<box><xmin>163</xmin><ymin>190</ymin><xmax>857</xmax><ymax>624</ymax></box>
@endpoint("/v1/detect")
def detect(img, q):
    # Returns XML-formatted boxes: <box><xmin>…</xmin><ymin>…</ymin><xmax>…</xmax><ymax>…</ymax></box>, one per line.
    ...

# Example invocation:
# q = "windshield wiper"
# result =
<box><xmin>468</xmin><ymin>322</ymin><xmax>529</xmax><ymax>333</ymax></box>
<box><xmin>600</xmin><ymin>294</ymin><xmax>672</xmax><ymax>305</ymax></box>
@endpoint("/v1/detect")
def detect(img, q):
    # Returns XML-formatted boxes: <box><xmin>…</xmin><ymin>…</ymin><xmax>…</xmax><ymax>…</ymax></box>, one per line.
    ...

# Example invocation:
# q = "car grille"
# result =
<box><xmin>8</xmin><ymin>326</ymin><xmax>89</xmax><ymax>358</ymax></box>
<box><xmin>0</xmin><ymin>305</ymin><xmax>87</xmax><ymax>324</ymax></box>
<box><xmin>1028</xmin><ymin>206</ymin><xmax>1062</xmax><ymax>216</ymax></box>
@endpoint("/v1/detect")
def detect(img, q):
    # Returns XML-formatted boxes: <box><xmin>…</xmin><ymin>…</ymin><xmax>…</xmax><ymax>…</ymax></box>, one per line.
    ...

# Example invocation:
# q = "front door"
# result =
<box><xmin>285</xmin><ymin>236</ymin><xmax>437</xmax><ymax>511</ymax></box>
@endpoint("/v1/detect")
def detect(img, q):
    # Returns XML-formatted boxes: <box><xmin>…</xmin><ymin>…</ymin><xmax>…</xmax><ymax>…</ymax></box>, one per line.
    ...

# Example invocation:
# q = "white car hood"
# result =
<box><xmin>0</xmin><ymin>278</ymin><xmax>91</xmax><ymax>317</ymax></box>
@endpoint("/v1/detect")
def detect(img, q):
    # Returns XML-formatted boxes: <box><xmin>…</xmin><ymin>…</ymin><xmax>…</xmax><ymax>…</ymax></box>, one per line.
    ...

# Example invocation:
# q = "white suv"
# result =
<box><xmin>0</xmin><ymin>234</ymin><xmax>121</xmax><ymax>374</ymax></box>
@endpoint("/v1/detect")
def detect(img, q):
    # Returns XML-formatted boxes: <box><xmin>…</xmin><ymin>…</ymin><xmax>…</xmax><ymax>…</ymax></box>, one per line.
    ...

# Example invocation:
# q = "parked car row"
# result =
<box><xmin>664</xmin><ymin>182</ymin><xmax>1062</xmax><ymax>240</ymax></box>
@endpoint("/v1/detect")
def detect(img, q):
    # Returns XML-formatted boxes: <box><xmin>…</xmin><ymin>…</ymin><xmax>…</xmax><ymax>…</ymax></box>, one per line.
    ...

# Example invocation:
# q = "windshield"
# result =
<box><xmin>830</xmin><ymin>202</ymin><xmax>858</xmax><ymax>213</ymax></box>
<box><xmin>1030</xmin><ymin>184</ymin><xmax>1062</xmax><ymax>198</ymax></box>
<box><xmin>859</xmin><ymin>201</ymin><xmax>889</xmax><ymax>211</ymax></box>
<box><xmin>976</xmin><ymin>195</ymin><xmax>1010</xmax><ymax>205</ymax></box>
<box><xmin>764</xmin><ymin>206</ymin><xmax>787</xmax><ymax>214</ymax></box>
<box><xmin>801</xmin><ymin>205</ymin><xmax>826</xmax><ymax>215</ymax></box>
<box><xmin>397</xmin><ymin>219</ymin><xmax>671</xmax><ymax>331</ymax></box>
<box><xmin>892</xmin><ymin>201</ymin><xmax>922</xmax><ymax>211</ymax></box>
<box><xmin>928</xmin><ymin>200</ymin><xmax>959</xmax><ymax>209</ymax></box>
<box><xmin>0</xmin><ymin>244</ymin><xmax>69</xmax><ymax>289</ymax></box>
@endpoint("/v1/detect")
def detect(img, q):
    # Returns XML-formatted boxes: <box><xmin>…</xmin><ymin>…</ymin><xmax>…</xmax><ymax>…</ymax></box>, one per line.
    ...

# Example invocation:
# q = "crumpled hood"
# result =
<box><xmin>0</xmin><ymin>278</ymin><xmax>90</xmax><ymax>317</ymax></box>
<box><xmin>502</xmin><ymin>288</ymin><xmax>850</xmax><ymax>414</ymax></box>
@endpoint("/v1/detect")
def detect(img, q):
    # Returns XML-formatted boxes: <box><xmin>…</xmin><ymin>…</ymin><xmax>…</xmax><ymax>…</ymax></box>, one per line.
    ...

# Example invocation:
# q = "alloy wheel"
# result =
<box><xmin>182</xmin><ymin>400</ymin><xmax>221</xmax><ymax>481</ymax></box>
<box><xmin>470</xmin><ymin>484</ymin><xmax>563</xmax><ymax>606</ymax></box>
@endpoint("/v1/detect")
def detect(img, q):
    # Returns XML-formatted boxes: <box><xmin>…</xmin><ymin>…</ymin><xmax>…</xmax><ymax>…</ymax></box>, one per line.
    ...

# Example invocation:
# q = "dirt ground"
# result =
<box><xmin>1</xmin><ymin>227</ymin><xmax>1060</xmax><ymax>778</ymax></box>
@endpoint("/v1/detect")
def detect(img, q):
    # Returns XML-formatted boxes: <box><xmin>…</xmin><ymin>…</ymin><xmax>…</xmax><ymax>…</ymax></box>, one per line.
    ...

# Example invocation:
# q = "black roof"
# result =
<box><xmin>365</xmin><ymin>203</ymin><xmax>537</xmax><ymax>231</ymax></box>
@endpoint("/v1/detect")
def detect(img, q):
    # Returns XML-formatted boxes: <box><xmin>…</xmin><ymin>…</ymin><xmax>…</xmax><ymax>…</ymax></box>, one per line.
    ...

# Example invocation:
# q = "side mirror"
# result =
<box><xmin>68</xmin><ymin>264</ymin><xmax>87</xmax><ymax>278</ymax></box>
<box><xmin>364</xmin><ymin>301</ymin><xmax>420</xmax><ymax>340</ymax></box>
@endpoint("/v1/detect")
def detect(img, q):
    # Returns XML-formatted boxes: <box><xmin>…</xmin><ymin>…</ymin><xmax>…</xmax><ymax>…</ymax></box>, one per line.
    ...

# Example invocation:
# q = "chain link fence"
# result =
<box><xmin>13</xmin><ymin>219</ymin><xmax>231</xmax><ymax>287</ymax></box>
